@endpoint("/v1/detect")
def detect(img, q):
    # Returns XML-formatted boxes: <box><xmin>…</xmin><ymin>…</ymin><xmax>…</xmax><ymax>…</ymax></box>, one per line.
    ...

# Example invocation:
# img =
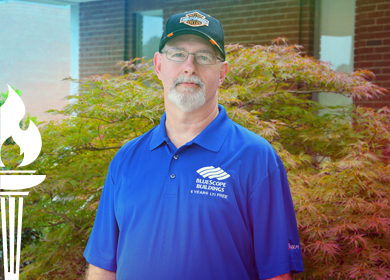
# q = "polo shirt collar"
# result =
<box><xmin>150</xmin><ymin>112</ymin><xmax>169</xmax><ymax>150</ymax></box>
<box><xmin>150</xmin><ymin>104</ymin><xmax>232</xmax><ymax>152</ymax></box>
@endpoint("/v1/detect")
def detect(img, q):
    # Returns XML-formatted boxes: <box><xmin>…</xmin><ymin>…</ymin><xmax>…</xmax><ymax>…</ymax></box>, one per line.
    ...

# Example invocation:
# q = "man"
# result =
<box><xmin>84</xmin><ymin>10</ymin><xmax>304</xmax><ymax>280</ymax></box>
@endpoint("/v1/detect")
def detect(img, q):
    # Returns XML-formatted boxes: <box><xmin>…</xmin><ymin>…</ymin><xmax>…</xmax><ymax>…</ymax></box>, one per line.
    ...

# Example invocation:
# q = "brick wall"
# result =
<box><xmin>300</xmin><ymin>0</ymin><xmax>316</xmax><ymax>55</ymax></box>
<box><xmin>163</xmin><ymin>0</ymin><xmax>314</xmax><ymax>55</ymax></box>
<box><xmin>354</xmin><ymin>0</ymin><xmax>390</xmax><ymax>109</ymax></box>
<box><xmin>79</xmin><ymin>0</ymin><xmax>126</xmax><ymax>79</ymax></box>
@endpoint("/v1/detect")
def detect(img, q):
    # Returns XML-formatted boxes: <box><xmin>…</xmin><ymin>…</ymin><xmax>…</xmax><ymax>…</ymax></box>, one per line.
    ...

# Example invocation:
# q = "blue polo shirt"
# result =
<box><xmin>84</xmin><ymin>105</ymin><xmax>304</xmax><ymax>280</ymax></box>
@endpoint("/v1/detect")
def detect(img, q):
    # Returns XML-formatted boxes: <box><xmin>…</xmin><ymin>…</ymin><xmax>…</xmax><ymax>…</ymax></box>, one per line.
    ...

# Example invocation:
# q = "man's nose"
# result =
<box><xmin>183</xmin><ymin>54</ymin><xmax>198</xmax><ymax>75</ymax></box>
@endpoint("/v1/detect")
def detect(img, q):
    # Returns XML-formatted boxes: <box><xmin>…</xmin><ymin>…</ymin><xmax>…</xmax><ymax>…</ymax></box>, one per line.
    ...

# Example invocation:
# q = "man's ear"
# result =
<box><xmin>219</xmin><ymin>61</ymin><xmax>229</xmax><ymax>87</ymax></box>
<box><xmin>154</xmin><ymin>52</ymin><xmax>162</xmax><ymax>80</ymax></box>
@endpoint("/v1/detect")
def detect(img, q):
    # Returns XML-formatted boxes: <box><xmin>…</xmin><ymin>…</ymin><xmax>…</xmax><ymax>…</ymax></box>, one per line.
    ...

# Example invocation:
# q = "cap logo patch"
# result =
<box><xmin>180</xmin><ymin>12</ymin><xmax>209</xmax><ymax>27</ymax></box>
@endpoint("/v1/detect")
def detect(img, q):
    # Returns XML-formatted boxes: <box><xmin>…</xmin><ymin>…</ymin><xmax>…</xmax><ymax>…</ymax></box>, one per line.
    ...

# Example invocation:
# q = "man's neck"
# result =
<box><xmin>165</xmin><ymin>100</ymin><xmax>219</xmax><ymax>149</ymax></box>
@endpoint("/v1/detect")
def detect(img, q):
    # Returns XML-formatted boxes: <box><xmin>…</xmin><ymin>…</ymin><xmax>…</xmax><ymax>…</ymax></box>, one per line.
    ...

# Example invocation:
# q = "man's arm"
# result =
<box><xmin>85</xmin><ymin>264</ymin><xmax>116</xmax><ymax>280</ymax></box>
<box><xmin>266</xmin><ymin>272</ymin><xmax>293</xmax><ymax>280</ymax></box>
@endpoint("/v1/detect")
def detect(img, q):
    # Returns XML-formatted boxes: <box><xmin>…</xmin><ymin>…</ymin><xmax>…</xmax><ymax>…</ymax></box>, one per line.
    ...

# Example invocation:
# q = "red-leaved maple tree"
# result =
<box><xmin>1</xmin><ymin>39</ymin><xmax>389</xmax><ymax>279</ymax></box>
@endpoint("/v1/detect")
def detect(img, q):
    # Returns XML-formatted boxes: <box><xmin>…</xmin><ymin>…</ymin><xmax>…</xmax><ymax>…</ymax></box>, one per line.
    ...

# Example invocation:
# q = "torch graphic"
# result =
<box><xmin>0</xmin><ymin>85</ymin><xmax>45</xmax><ymax>280</ymax></box>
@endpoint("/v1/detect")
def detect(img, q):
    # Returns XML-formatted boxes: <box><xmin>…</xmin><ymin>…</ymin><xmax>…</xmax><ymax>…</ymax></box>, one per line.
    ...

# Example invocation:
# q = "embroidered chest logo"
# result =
<box><xmin>196</xmin><ymin>166</ymin><xmax>230</xmax><ymax>180</ymax></box>
<box><xmin>180</xmin><ymin>12</ymin><xmax>209</xmax><ymax>27</ymax></box>
<box><xmin>190</xmin><ymin>166</ymin><xmax>230</xmax><ymax>200</ymax></box>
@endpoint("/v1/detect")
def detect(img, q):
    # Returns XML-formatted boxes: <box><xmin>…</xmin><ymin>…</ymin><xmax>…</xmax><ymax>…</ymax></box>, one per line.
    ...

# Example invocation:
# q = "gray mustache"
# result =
<box><xmin>174</xmin><ymin>76</ymin><xmax>205</xmax><ymax>87</ymax></box>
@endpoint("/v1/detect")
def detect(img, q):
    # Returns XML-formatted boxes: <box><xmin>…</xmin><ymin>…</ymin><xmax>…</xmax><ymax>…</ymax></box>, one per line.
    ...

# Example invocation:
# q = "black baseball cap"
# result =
<box><xmin>159</xmin><ymin>10</ymin><xmax>226</xmax><ymax>60</ymax></box>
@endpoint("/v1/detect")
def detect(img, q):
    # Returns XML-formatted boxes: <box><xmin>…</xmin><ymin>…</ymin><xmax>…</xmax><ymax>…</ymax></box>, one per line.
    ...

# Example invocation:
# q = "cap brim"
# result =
<box><xmin>159</xmin><ymin>28</ymin><xmax>225</xmax><ymax>60</ymax></box>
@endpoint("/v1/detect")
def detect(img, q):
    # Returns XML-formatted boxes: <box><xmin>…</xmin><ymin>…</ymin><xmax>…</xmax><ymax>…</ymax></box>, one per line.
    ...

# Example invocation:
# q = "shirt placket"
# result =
<box><xmin>164</xmin><ymin>141</ymin><xmax>183</xmax><ymax>196</ymax></box>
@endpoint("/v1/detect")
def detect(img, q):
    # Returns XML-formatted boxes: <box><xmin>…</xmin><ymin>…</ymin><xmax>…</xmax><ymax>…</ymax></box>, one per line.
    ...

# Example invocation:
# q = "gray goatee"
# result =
<box><xmin>168</xmin><ymin>76</ymin><xmax>206</xmax><ymax>113</ymax></box>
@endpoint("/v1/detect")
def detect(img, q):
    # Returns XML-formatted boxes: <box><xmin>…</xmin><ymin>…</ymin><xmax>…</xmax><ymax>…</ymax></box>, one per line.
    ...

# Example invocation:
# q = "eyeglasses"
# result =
<box><xmin>161</xmin><ymin>49</ymin><xmax>224</xmax><ymax>65</ymax></box>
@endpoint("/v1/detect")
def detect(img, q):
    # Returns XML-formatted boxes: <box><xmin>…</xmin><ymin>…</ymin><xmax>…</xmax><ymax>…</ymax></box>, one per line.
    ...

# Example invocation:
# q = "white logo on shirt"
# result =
<box><xmin>196</xmin><ymin>166</ymin><xmax>230</xmax><ymax>180</ymax></box>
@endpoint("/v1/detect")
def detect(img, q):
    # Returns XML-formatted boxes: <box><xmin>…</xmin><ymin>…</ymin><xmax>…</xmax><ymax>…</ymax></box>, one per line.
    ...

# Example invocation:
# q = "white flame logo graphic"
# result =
<box><xmin>0</xmin><ymin>85</ymin><xmax>45</xmax><ymax>280</ymax></box>
<box><xmin>0</xmin><ymin>85</ymin><xmax>42</xmax><ymax>167</ymax></box>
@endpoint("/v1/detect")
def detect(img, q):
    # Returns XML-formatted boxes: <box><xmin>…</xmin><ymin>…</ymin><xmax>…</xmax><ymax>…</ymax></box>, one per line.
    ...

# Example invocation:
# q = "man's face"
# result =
<box><xmin>154</xmin><ymin>34</ymin><xmax>228</xmax><ymax>113</ymax></box>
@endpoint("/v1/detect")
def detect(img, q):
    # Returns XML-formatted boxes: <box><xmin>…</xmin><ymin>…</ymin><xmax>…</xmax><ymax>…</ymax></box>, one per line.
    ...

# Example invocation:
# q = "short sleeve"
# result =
<box><xmin>248</xmin><ymin>163</ymin><xmax>304</xmax><ymax>279</ymax></box>
<box><xmin>83</xmin><ymin>165</ymin><xmax>118</xmax><ymax>271</ymax></box>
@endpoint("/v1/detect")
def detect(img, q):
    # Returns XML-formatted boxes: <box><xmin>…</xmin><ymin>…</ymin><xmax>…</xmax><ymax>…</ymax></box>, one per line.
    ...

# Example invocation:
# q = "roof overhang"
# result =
<box><xmin>11</xmin><ymin>0</ymin><xmax>101</xmax><ymax>6</ymax></box>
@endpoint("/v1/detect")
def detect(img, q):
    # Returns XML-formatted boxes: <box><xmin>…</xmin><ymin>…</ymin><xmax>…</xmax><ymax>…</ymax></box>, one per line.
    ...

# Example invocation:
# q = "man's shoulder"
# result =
<box><xmin>229</xmin><ymin>120</ymin><xmax>274</xmax><ymax>150</ymax></box>
<box><xmin>226</xmin><ymin>119</ymin><xmax>283</xmax><ymax>170</ymax></box>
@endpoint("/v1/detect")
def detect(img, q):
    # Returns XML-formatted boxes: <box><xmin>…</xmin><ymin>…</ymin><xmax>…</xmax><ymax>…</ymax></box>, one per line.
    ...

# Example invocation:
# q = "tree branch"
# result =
<box><xmin>78</xmin><ymin>115</ymin><xmax>128</xmax><ymax>123</ymax></box>
<box><xmin>44</xmin><ymin>190</ymin><xmax>81</xmax><ymax>230</ymax></box>
<box><xmin>76</xmin><ymin>145</ymin><xmax>122</xmax><ymax>152</ymax></box>
<box><xmin>46</xmin><ymin>221</ymin><xmax>66</xmax><ymax>227</ymax></box>
<box><xmin>42</xmin><ymin>208</ymin><xmax>81</xmax><ymax>230</ymax></box>
<box><xmin>78</xmin><ymin>113</ymin><xmax>151</xmax><ymax>124</ymax></box>
<box><xmin>288</xmin><ymin>90</ymin><xmax>347</xmax><ymax>95</ymax></box>
<box><xmin>367</xmin><ymin>127</ymin><xmax>377</xmax><ymax>146</ymax></box>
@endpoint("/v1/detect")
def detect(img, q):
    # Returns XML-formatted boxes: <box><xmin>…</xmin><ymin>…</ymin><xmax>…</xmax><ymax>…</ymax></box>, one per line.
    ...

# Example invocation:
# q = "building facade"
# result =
<box><xmin>78</xmin><ymin>0</ymin><xmax>390</xmax><ymax>108</ymax></box>
<box><xmin>3</xmin><ymin>0</ymin><xmax>389</xmax><ymax>114</ymax></box>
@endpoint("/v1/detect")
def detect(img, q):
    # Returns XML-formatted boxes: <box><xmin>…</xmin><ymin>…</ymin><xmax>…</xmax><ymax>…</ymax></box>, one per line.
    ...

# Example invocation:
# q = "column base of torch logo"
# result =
<box><xmin>1</xmin><ymin>193</ymin><xmax>27</xmax><ymax>280</ymax></box>
<box><xmin>0</xmin><ymin>173</ymin><xmax>46</xmax><ymax>279</ymax></box>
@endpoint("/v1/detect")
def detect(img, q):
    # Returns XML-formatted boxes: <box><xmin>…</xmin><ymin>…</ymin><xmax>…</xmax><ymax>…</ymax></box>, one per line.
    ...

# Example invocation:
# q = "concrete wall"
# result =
<box><xmin>0</xmin><ymin>1</ymin><xmax>70</xmax><ymax>122</ymax></box>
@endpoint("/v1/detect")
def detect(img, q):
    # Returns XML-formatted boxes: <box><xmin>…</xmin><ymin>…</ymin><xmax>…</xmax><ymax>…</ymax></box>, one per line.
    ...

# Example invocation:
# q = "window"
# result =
<box><xmin>314</xmin><ymin>0</ymin><xmax>356</xmax><ymax>107</ymax></box>
<box><xmin>135</xmin><ymin>10</ymin><xmax>163</xmax><ymax>61</ymax></box>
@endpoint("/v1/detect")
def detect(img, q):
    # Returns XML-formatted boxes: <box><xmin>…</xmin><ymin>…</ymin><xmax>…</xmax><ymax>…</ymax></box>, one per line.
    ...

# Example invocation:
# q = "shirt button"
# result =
<box><xmin>170</xmin><ymin>174</ymin><xmax>176</xmax><ymax>179</ymax></box>
<box><xmin>173</xmin><ymin>155</ymin><xmax>179</xmax><ymax>160</ymax></box>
